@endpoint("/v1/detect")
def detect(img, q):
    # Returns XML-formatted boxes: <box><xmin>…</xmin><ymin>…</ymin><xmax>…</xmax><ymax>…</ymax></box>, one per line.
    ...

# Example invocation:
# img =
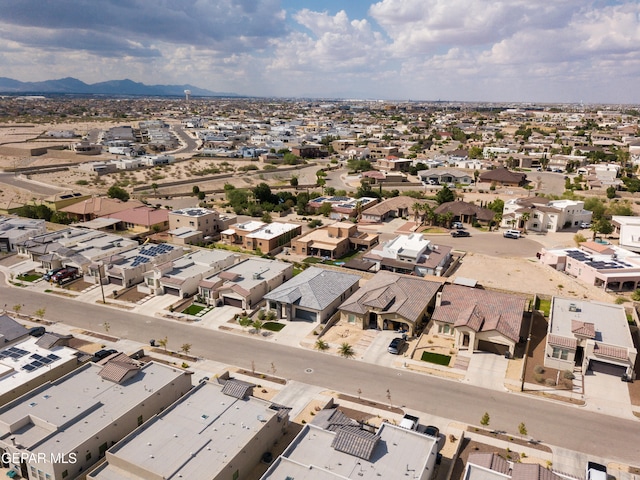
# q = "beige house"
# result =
<box><xmin>429</xmin><ymin>284</ymin><xmax>527</xmax><ymax>356</ymax></box>
<box><xmin>291</xmin><ymin>222</ymin><xmax>378</xmax><ymax>259</ymax></box>
<box><xmin>338</xmin><ymin>271</ymin><xmax>443</xmax><ymax>335</ymax></box>
<box><xmin>168</xmin><ymin>207</ymin><xmax>236</xmax><ymax>243</ymax></box>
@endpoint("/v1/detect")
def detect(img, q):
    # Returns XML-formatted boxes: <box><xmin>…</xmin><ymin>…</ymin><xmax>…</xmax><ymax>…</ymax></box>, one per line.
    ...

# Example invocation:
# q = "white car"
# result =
<box><xmin>580</xmin><ymin>222</ymin><xmax>591</xmax><ymax>229</ymax></box>
<box><xmin>503</xmin><ymin>229</ymin><xmax>521</xmax><ymax>239</ymax></box>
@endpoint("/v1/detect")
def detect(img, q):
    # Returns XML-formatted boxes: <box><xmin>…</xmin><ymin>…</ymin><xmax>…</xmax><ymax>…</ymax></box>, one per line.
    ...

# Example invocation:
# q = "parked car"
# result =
<box><xmin>580</xmin><ymin>222</ymin><xmax>591</xmax><ymax>229</ymax></box>
<box><xmin>43</xmin><ymin>268</ymin><xmax>64</xmax><ymax>281</ymax></box>
<box><xmin>28</xmin><ymin>326</ymin><xmax>46</xmax><ymax>337</ymax></box>
<box><xmin>451</xmin><ymin>230</ymin><xmax>470</xmax><ymax>237</ymax></box>
<box><xmin>92</xmin><ymin>349</ymin><xmax>118</xmax><ymax>362</ymax></box>
<box><xmin>424</xmin><ymin>425</ymin><xmax>440</xmax><ymax>438</ymax></box>
<box><xmin>51</xmin><ymin>267</ymin><xmax>79</xmax><ymax>284</ymax></box>
<box><xmin>451</xmin><ymin>222</ymin><xmax>463</xmax><ymax>229</ymax></box>
<box><xmin>585</xmin><ymin>462</ymin><xmax>607</xmax><ymax>480</ymax></box>
<box><xmin>387</xmin><ymin>337</ymin><xmax>406</xmax><ymax>355</ymax></box>
<box><xmin>503</xmin><ymin>229</ymin><xmax>521</xmax><ymax>239</ymax></box>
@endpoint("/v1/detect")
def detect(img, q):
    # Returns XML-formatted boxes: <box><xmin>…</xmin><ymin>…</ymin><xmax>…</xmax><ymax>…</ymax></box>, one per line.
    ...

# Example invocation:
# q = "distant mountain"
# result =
<box><xmin>0</xmin><ymin>77</ymin><xmax>237</xmax><ymax>97</ymax></box>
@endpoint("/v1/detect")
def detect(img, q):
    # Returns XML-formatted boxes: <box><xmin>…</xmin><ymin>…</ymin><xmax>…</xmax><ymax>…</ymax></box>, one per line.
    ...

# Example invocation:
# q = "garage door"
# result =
<box><xmin>223</xmin><ymin>296</ymin><xmax>243</xmax><ymax>308</ymax></box>
<box><xmin>477</xmin><ymin>340</ymin><xmax>509</xmax><ymax>356</ymax></box>
<box><xmin>589</xmin><ymin>360</ymin><xmax>627</xmax><ymax>377</ymax></box>
<box><xmin>295</xmin><ymin>308</ymin><xmax>317</xmax><ymax>322</ymax></box>
<box><xmin>164</xmin><ymin>286</ymin><xmax>181</xmax><ymax>296</ymax></box>
<box><xmin>109</xmin><ymin>276</ymin><xmax>123</xmax><ymax>286</ymax></box>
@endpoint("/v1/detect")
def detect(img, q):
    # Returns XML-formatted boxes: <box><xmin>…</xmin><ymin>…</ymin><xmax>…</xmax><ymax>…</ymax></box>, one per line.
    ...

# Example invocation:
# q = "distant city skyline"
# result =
<box><xmin>1</xmin><ymin>0</ymin><xmax>639</xmax><ymax>104</ymax></box>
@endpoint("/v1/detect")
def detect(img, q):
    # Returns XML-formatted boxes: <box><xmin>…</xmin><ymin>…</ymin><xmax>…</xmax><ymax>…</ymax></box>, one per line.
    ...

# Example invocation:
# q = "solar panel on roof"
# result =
<box><xmin>47</xmin><ymin>354</ymin><xmax>60</xmax><ymax>361</ymax></box>
<box><xmin>32</xmin><ymin>361</ymin><xmax>43</xmax><ymax>368</ymax></box>
<box><xmin>22</xmin><ymin>364</ymin><xmax>35</xmax><ymax>372</ymax></box>
<box><xmin>40</xmin><ymin>357</ymin><xmax>52</xmax><ymax>365</ymax></box>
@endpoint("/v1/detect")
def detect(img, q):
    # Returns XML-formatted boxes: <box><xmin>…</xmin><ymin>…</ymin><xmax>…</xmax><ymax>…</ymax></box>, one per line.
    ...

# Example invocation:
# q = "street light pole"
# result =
<box><xmin>98</xmin><ymin>263</ymin><xmax>106</xmax><ymax>304</ymax></box>
<box><xmin>520</xmin><ymin>334</ymin><xmax>532</xmax><ymax>392</ymax></box>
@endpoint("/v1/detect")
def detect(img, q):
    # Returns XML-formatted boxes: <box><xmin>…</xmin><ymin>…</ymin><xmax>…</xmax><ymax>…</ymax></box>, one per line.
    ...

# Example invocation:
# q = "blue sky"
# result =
<box><xmin>0</xmin><ymin>0</ymin><xmax>639</xmax><ymax>103</ymax></box>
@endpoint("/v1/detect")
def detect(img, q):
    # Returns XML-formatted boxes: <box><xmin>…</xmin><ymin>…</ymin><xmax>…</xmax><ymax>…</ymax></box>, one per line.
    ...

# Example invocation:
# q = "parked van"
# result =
<box><xmin>503</xmin><ymin>229</ymin><xmax>521</xmax><ymax>239</ymax></box>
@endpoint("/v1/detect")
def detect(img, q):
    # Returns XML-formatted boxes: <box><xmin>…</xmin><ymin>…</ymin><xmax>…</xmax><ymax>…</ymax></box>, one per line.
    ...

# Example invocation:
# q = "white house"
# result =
<box><xmin>501</xmin><ymin>197</ymin><xmax>592</xmax><ymax>232</ymax></box>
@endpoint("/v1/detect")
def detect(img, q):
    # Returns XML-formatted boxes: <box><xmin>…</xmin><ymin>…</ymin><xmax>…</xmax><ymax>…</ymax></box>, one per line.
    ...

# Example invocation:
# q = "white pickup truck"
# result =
<box><xmin>586</xmin><ymin>462</ymin><xmax>607</xmax><ymax>480</ymax></box>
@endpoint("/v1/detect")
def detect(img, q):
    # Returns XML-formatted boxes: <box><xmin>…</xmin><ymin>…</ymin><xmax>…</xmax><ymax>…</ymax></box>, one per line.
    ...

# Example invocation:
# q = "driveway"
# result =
<box><xmin>582</xmin><ymin>370</ymin><xmax>634</xmax><ymax>418</ymax></box>
<box><xmin>361</xmin><ymin>330</ymin><xmax>404</xmax><ymax>366</ymax></box>
<box><xmin>462</xmin><ymin>352</ymin><xmax>509</xmax><ymax>390</ymax></box>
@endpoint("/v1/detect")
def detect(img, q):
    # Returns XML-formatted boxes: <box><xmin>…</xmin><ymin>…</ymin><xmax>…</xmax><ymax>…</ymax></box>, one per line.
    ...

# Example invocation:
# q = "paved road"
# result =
<box><xmin>0</xmin><ymin>172</ymin><xmax>62</xmax><ymax>195</ymax></box>
<box><xmin>2</xmin><ymin>279</ymin><xmax>637</xmax><ymax>463</ymax></box>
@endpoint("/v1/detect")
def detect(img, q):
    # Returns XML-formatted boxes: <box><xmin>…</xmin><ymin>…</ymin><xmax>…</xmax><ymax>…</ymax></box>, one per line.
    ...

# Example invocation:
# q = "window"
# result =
<box><xmin>438</xmin><ymin>324</ymin><xmax>451</xmax><ymax>335</ymax></box>
<box><xmin>137</xmin><ymin>415</ymin><xmax>144</xmax><ymax>426</ymax></box>
<box><xmin>551</xmin><ymin>347</ymin><xmax>569</xmax><ymax>360</ymax></box>
<box><xmin>348</xmin><ymin>314</ymin><xmax>355</xmax><ymax>324</ymax></box>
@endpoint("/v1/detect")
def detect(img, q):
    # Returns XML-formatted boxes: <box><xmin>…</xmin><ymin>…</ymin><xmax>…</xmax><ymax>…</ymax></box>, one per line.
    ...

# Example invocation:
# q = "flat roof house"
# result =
<box><xmin>0</xmin><ymin>217</ymin><xmax>46</xmax><ymax>253</ymax></box>
<box><xmin>0</xmin><ymin>357</ymin><xmax>192</xmax><ymax>480</ymax></box>
<box><xmin>502</xmin><ymin>197</ymin><xmax>592</xmax><ymax>232</ymax></box>
<box><xmin>261</xmin><ymin>417</ymin><xmax>439</xmax><ymax>480</ymax></box>
<box><xmin>264</xmin><ymin>267</ymin><xmax>361</xmax><ymax>323</ymax></box>
<box><xmin>463</xmin><ymin>453</ymin><xmax>564</xmax><ymax>480</ymax></box>
<box><xmin>306</xmin><ymin>196</ymin><xmax>378</xmax><ymax>220</ymax></box>
<box><xmin>364</xmin><ymin>233</ymin><xmax>452</xmax><ymax>277</ymax></box>
<box><xmin>430</xmin><ymin>284</ymin><xmax>527</xmax><ymax>356</ymax></box>
<box><xmin>545</xmin><ymin>297</ymin><xmax>636</xmax><ymax>379</ymax></box>
<box><xmin>291</xmin><ymin>222</ymin><xmax>378</xmax><ymax>260</ymax></box>
<box><xmin>140</xmin><ymin>249</ymin><xmax>237</xmax><ymax>298</ymax></box>
<box><xmin>168</xmin><ymin>207</ymin><xmax>236</xmax><ymax>245</ymax></box>
<box><xmin>0</xmin><ymin>336</ymin><xmax>80</xmax><ymax>407</ymax></box>
<box><xmin>87</xmin><ymin>377</ymin><xmax>290</xmax><ymax>480</ymax></box>
<box><xmin>198</xmin><ymin>257</ymin><xmax>293</xmax><ymax>310</ymax></box>
<box><xmin>338</xmin><ymin>271</ymin><xmax>443</xmax><ymax>335</ymax></box>
<box><xmin>221</xmin><ymin>221</ymin><xmax>301</xmax><ymax>254</ymax></box>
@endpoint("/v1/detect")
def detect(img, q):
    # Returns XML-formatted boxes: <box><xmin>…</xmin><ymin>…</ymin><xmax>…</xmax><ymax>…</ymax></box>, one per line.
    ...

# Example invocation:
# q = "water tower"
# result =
<box><xmin>184</xmin><ymin>89</ymin><xmax>191</xmax><ymax>102</ymax></box>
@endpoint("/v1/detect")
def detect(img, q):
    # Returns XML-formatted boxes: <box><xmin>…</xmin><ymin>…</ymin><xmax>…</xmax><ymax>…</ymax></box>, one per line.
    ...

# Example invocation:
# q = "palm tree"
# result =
<box><xmin>315</xmin><ymin>339</ymin><xmax>329</xmax><ymax>351</ymax></box>
<box><xmin>338</xmin><ymin>343</ymin><xmax>355</xmax><ymax>358</ymax></box>
<box><xmin>492</xmin><ymin>212</ymin><xmax>503</xmax><ymax>231</ymax></box>
<box><xmin>443</xmin><ymin>211</ymin><xmax>454</xmax><ymax>228</ymax></box>
<box><xmin>520</xmin><ymin>212</ymin><xmax>531</xmax><ymax>233</ymax></box>
<box><xmin>412</xmin><ymin>202</ymin><xmax>423</xmax><ymax>223</ymax></box>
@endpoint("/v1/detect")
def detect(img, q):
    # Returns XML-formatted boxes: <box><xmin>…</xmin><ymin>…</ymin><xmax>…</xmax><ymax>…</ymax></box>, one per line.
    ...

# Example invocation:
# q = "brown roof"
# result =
<box><xmin>512</xmin><ymin>463</ymin><xmax>563</xmax><ymax>480</ymax></box>
<box><xmin>61</xmin><ymin>196</ymin><xmax>144</xmax><ymax>216</ymax></box>
<box><xmin>547</xmin><ymin>334</ymin><xmax>577</xmax><ymax>349</ymax></box>
<box><xmin>98</xmin><ymin>354</ymin><xmax>140</xmax><ymax>383</ymax></box>
<box><xmin>467</xmin><ymin>453</ymin><xmax>509</xmax><ymax>473</ymax></box>
<box><xmin>103</xmin><ymin>206</ymin><xmax>169</xmax><ymax>227</ymax></box>
<box><xmin>434</xmin><ymin>201</ymin><xmax>495</xmax><ymax>222</ymax></box>
<box><xmin>432</xmin><ymin>284</ymin><xmax>526</xmax><ymax>342</ymax></box>
<box><xmin>362</xmin><ymin>195</ymin><xmax>433</xmax><ymax>217</ymax></box>
<box><xmin>339</xmin><ymin>271</ymin><xmax>441</xmax><ymax>323</ymax></box>
<box><xmin>571</xmin><ymin>320</ymin><xmax>595</xmax><ymax>338</ymax></box>
<box><xmin>479</xmin><ymin>168</ymin><xmax>526</xmax><ymax>183</ymax></box>
<box><xmin>594</xmin><ymin>343</ymin><xmax>628</xmax><ymax>360</ymax></box>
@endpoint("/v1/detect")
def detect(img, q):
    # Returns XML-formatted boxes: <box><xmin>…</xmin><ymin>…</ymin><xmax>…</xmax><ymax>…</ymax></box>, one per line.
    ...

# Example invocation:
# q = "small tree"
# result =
<box><xmin>518</xmin><ymin>422</ymin><xmax>527</xmax><ymax>438</ymax></box>
<box><xmin>157</xmin><ymin>336</ymin><xmax>168</xmax><ymax>352</ymax></box>
<box><xmin>34</xmin><ymin>308</ymin><xmax>46</xmax><ymax>320</ymax></box>
<box><xmin>238</xmin><ymin>316</ymin><xmax>253</xmax><ymax>331</ymax></box>
<box><xmin>386</xmin><ymin>388</ymin><xmax>392</xmax><ymax>407</ymax></box>
<box><xmin>270</xmin><ymin>362</ymin><xmax>277</xmax><ymax>375</ymax></box>
<box><xmin>606</xmin><ymin>186</ymin><xmax>616</xmax><ymax>199</ymax></box>
<box><xmin>266</xmin><ymin>310</ymin><xmax>277</xmax><ymax>321</ymax></box>
<box><xmin>480</xmin><ymin>412</ymin><xmax>490</xmax><ymax>427</ymax></box>
<box><xmin>290</xmin><ymin>176</ymin><xmax>299</xmax><ymax>187</ymax></box>
<box><xmin>13</xmin><ymin>304</ymin><xmax>22</xmax><ymax>315</ymax></box>
<box><xmin>338</xmin><ymin>343</ymin><xmax>355</xmax><ymax>358</ymax></box>
<box><xmin>315</xmin><ymin>339</ymin><xmax>329</xmax><ymax>351</ymax></box>
<box><xmin>252</xmin><ymin>319</ymin><xmax>264</xmax><ymax>334</ymax></box>
<box><xmin>181</xmin><ymin>343</ymin><xmax>192</xmax><ymax>356</ymax></box>
<box><xmin>192</xmin><ymin>185</ymin><xmax>200</xmax><ymax>196</ymax></box>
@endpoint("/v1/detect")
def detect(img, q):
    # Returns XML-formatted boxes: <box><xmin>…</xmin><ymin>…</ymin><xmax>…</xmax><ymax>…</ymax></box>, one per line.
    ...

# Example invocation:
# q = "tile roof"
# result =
<box><xmin>98</xmin><ymin>354</ymin><xmax>141</xmax><ymax>383</ymax></box>
<box><xmin>331</xmin><ymin>426</ymin><xmax>380</xmax><ymax>460</ymax></box>
<box><xmin>512</xmin><ymin>462</ymin><xmax>563</xmax><ymax>480</ymax></box>
<box><xmin>547</xmin><ymin>334</ymin><xmax>577</xmax><ymax>349</ymax></box>
<box><xmin>339</xmin><ymin>271</ymin><xmax>441</xmax><ymax>323</ymax></box>
<box><xmin>434</xmin><ymin>201</ymin><xmax>495</xmax><ymax>221</ymax></box>
<box><xmin>264</xmin><ymin>267</ymin><xmax>360</xmax><ymax>312</ymax></box>
<box><xmin>571</xmin><ymin>320</ymin><xmax>595</xmax><ymax>338</ymax></box>
<box><xmin>103</xmin><ymin>206</ymin><xmax>169</xmax><ymax>226</ymax></box>
<box><xmin>221</xmin><ymin>379</ymin><xmax>255</xmax><ymax>399</ymax></box>
<box><xmin>432</xmin><ymin>284</ymin><xmax>526</xmax><ymax>342</ymax></box>
<box><xmin>594</xmin><ymin>343</ymin><xmax>628</xmax><ymax>360</ymax></box>
<box><xmin>467</xmin><ymin>453</ymin><xmax>509</xmax><ymax>474</ymax></box>
<box><xmin>311</xmin><ymin>408</ymin><xmax>359</xmax><ymax>432</ymax></box>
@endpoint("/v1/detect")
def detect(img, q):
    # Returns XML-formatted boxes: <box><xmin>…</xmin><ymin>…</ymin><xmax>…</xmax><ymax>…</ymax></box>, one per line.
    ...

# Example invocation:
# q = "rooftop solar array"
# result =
<box><xmin>133</xmin><ymin>244</ymin><xmax>174</xmax><ymax>266</ymax></box>
<box><xmin>566</xmin><ymin>250</ymin><xmax>591</xmax><ymax>261</ymax></box>
<box><xmin>21</xmin><ymin>353</ymin><xmax>60</xmax><ymax>372</ymax></box>
<box><xmin>0</xmin><ymin>347</ymin><xmax>29</xmax><ymax>360</ymax></box>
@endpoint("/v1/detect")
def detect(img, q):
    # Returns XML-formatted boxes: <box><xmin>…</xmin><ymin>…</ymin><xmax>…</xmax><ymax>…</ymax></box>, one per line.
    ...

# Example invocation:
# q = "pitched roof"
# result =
<box><xmin>0</xmin><ymin>314</ymin><xmax>29</xmax><ymax>343</ymax></box>
<box><xmin>331</xmin><ymin>426</ymin><xmax>380</xmax><ymax>460</ymax></box>
<box><xmin>432</xmin><ymin>284</ymin><xmax>526</xmax><ymax>342</ymax></box>
<box><xmin>60</xmin><ymin>197</ymin><xmax>144</xmax><ymax>216</ymax></box>
<box><xmin>571</xmin><ymin>320</ymin><xmax>595</xmax><ymax>338</ymax></box>
<box><xmin>264</xmin><ymin>267</ymin><xmax>360</xmax><ymax>312</ymax></box>
<box><xmin>221</xmin><ymin>378</ymin><xmax>255</xmax><ymax>399</ymax></box>
<box><xmin>547</xmin><ymin>334</ymin><xmax>577</xmax><ymax>349</ymax></box>
<box><xmin>98</xmin><ymin>354</ymin><xmax>141</xmax><ymax>383</ymax></box>
<box><xmin>103</xmin><ymin>206</ymin><xmax>169</xmax><ymax>227</ymax></box>
<box><xmin>594</xmin><ymin>343</ymin><xmax>628</xmax><ymax>360</ymax></box>
<box><xmin>479</xmin><ymin>167</ymin><xmax>526</xmax><ymax>183</ymax></box>
<box><xmin>339</xmin><ymin>271</ymin><xmax>441</xmax><ymax>323</ymax></box>
<box><xmin>467</xmin><ymin>453</ymin><xmax>509</xmax><ymax>474</ymax></box>
<box><xmin>511</xmin><ymin>462</ymin><xmax>563</xmax><ymax>480</ymax></box>
<box><xmin>434</xmin><ymin>201</ymin><xmax>495</xmax><ymax>221</ymax></box>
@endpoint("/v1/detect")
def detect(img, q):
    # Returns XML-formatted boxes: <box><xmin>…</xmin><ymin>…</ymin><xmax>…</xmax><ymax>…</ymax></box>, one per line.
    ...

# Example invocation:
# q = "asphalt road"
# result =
<box><xmin>0</xmin><ymin>172</ymin><xmax>62</xmax><ymax>195</ymax></box>
<box><xmin>1</xmin><ymin>278</ymin><xmax>637</xmax><ymax>463</ymax></box>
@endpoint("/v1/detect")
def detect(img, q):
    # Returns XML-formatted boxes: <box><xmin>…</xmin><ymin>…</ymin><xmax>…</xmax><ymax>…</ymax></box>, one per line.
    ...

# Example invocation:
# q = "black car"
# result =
<box><xmin>387</xmin><ymin>337</ymin><xmax>406</xmax><ymax>354</ymax></box>
<box><xmin>28</xmin><ymin>326</ymin><xmax>46</xmax><ymax>337</ymax></box>
<box><xmin>424</xmin><ymin>425</ymin><xmax>440</xmax><ymax>438</ymax></box>
<box><xmin>92</xmin><ymin>349</ymin><xmax>118</xmax><ymax>362</ymax></box>
<box><xmin>450</xmin><ymin>230</ymin><xmax>470</xmax><ymax>237</ymax></box>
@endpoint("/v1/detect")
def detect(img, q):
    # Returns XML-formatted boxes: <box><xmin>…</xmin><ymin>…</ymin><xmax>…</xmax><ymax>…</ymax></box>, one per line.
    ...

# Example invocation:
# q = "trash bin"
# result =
<box><xmin>149</xmin><ymin>339</ymin><xmax>155</xmax><ymax>347</ymax></box>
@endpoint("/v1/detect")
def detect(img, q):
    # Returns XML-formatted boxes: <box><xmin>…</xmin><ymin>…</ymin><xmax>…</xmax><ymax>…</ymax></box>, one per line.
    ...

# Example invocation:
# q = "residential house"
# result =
<box><xmin>429</xmin><ymin>284</ymin><xmax>527</xmax><ymax>356</ymax></box>
<box><xmin>140</xmin><ymin>249</ymin><xmax>237</xmax><ymax>298</ymax></box>
<box><xmin>375</xmin><ymin>156</ymin><xmax>412</xmax><ymax>172</ymax></box>
<box><xmin>102</xmin><ymin>206</ymin><xmax>170</xmax><ymax>234</ymax></box>
<box><xmin>41</xmin><ymin>191</ymin><xmax>91</xmax><ymax>211</ymax></box>
<box><xmin>478</xmin><ymin>168</ymin><xmax>526</xmax><ymax>186</ymax></box>
<box><xmin>198</xmin><ymin>257</ymin><xmax>293</xmax><ymax>310</ymax></box>
<box><xmin>88</xmin><ymin>377</ymin><xmax>290</xmax><ymax>480</ymax></box>
<box><xmin>434</xmin><ymin>201</ymin><xmax>495</xmax><ymax>226</ymax></box>
<box><xmin>0</xmin><ymin>314</ymin><xmax>30</xmax><ymax>347</ymax></box>
<box><xmin>501</xmin><ymin>197</ymin><xmax>592</xmax><ymax>232</ymax></box>
<box><xmin>418</xmin><ymin>168</ymin><xmax>474</xmax><ymax>185</ymax></box>
<box><xmin>0</xmin><ymin>216</ymin><xmax>46</xmax><ymax>253</ymax></box>
<box><xmin>0</xmin><ymin>335</ymin><xmax>81</xmax><ymax>407</ymax></box>
<box><xmin>291</xmin><ymin>144</ymin><xmax>326</xmax><ymax>158</ymax></box>
<box><xmin>612</xmin><ymin>215</ymin><xmax>640</xmax><ymax>253</ymax></box>
<box><xmin>168</xmin><ymin>207</ymin><xmax>236</xmax><ymax>245</ymax></box>
<box><xmin>360</xmin><ymin>170</ymin><xmax>408</xmax><ymax>184</ymax></box>
<box><xmin>539</xmin><ymin>244</ymin><xmax>640</xmax><ymax>292</ymax></box>
<box><xmin>367</xmin><ymin>145</ymin><xmax>399</xmax><ymax>159</ymax></box>
<box><xmin>291</xmin><ymin>222</ymin><xmax>379</xmax><ymax>259</ymax></box>
<box><xmin>545</xmin><ymin>297</ymin><xmax>636</xmax><ymax>379</ymax></box>
<box><xmin>96</xmin><ymin>242</ymin><xmax>184</xmax><ymax>287</ymax></box>
<box><xmin>364</xmin><ymin>233</ymin><xmax>452</xmax><ymax>277</ymax></box>
<box><xmin>59</xmin><ymin>197</ymin><xmax>145</xmax><ymax>222</ymax></box>
<box><xmin>464</xmin><ymin>453</ymin><xmax>565</xmax><ymax>480</ymax></box>
<box><xmin>360</xmin><ymin>196</ymin><xmax>433</xmax><ymax>223</ymax></box>
<box><xmin>0</xmin><ymin>358</ymin><xmax>191</xmax><ymax>480</ymax></box>
<box><xmin>264</xmin><ymin>267</ymin><xmax>360</xmax><ymax>323</ymax></box>
<box><xmin>221</xmin><ymin>221</ymin><xmax>301</xmax><ymax>254</ymax></box>
<box><xmin>338</xmin><ymin>271</ymin><xmax>442</xmax><ymax>335</ymax></box>
<box><xmin>261</xmin><ymin>413</ymin><xmax>439</xmax><ymax>480</ymax></box>
<box><xmin>306</xmin><ymin>195</ymin><xmax>378</xmax><ymax>220</ymax></box>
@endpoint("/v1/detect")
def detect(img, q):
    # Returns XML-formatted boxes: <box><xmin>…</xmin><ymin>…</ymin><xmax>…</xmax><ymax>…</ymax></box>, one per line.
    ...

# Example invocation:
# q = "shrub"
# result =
<box><xmin>544</xmin><ymin>378</ymin><xmax>556</xmax><ymax>387</ymax></box>
<box><xmin>559</xmin><ymin>378</ymin><xmax>573</xmax><ymax>389</ymax></box>
<box><xmin>562</xmin><ymin>370</ymin><xmax>575</xmax><ymax>380</ymax></box>
<box><xmin>533</xmin><ymin>365</ymin><xmax>545</xmax><ymax>374</ymax></box>
<box><xmin>534</xmin><ymin>373</ymin><xmax>545</xmax><ymax>383</ymax></box>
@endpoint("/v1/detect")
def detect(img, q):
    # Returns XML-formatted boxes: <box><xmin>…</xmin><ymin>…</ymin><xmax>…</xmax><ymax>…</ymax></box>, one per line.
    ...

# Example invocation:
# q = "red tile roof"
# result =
<box><xmin>571</xmin><ymin>319</ymin><xmax>595</xmax><ymax>338</ymax></box>
<box><xmin>594</xmin><ymin>343</ymin><xmax>628</xmax><ymax>360</ymax></box>
<box><xmin>104</xmin><ymin>206</ymin><xmax>169</xmax><ymax>227</ymax></box>
<box><xmin>548</xmin><ymin>334</ymin><xmax>577</xmax><ymax>349</ymax></box>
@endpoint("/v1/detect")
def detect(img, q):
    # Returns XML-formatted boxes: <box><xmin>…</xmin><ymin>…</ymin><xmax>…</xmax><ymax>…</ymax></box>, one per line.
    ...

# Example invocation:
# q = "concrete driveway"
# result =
<box><xmin>583</xmin><ymin>370</ymin><xmax>634</xmax><ymax>418</ymax></box>
<box><xmin>361</xmin><ymin>330</ymin><xmax>405</xmax><ymax>366</ymax></box>
<box><xmin>462</xmin><ymin>352</ymin><xmax>509</xmax><ymax>390</ymax></box>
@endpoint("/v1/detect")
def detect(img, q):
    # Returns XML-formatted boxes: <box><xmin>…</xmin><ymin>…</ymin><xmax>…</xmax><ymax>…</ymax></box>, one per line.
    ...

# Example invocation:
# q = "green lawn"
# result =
<box><xmin>263</xmin><ymin>322</ymin><xmax>286</xmax><ymax>332</ymax></box>
<box><xmin>17</xmin><ymin>273</ymin><xmax>41</xmax><ymax>282</ymax></box>
<box><xmin>302</xmin><ymin>256</ymin><xmax>323</xmax><ymax>264</ymax></box>
<box><xmin>182</xmin><ymin>304</ymin><xmax>206</xmax><ymax>315</ymax></box>
<box><xmin>535</xmin><ymin>298</ymin><xmax>551</xmax><ymax>317</ymax></box>
<box><xmin>420</xmin><ymin>351</ymin><xmax>451</xmax><ymax>366</ymax></box>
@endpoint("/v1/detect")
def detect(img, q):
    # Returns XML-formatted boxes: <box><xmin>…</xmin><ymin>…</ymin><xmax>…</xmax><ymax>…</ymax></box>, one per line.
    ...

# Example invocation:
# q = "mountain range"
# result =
<box><xmin>0</xmin><ymin>77</ymin><xmax>237</xmax><ymax>97</ymax></box>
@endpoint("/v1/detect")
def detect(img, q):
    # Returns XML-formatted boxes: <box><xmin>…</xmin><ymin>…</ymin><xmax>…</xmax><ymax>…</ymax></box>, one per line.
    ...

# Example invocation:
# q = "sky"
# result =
<box><xmin>0</xmin><ymin>0</ymin><xmax>639</xmax><ymax>104</ymax></box>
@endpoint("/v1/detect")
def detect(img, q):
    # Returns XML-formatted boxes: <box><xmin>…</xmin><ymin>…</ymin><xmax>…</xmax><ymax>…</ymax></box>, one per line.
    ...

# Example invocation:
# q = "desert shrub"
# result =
<box><xmin>544</xmin><ymin>378</ymin><xmax>556</xmax><ymax>387</ymax></box>
<box><xmin>533</xmin><ymin>365</ymin><xmax>545</xmax><ymax>374</ymax></box>
<box><xmin>562</xmin><ymin>370</ymin><xmax>575</xmax><ymax>380</ymax></box>
<box><xmin>534</xmin><ymin>373</ymin><xmax>545</xmax><ymax>383</ymax></box>
<box><xmin>559</xmin><ymin>378</ymin><xmax>573</xmax><ymax>389</ymax></box>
